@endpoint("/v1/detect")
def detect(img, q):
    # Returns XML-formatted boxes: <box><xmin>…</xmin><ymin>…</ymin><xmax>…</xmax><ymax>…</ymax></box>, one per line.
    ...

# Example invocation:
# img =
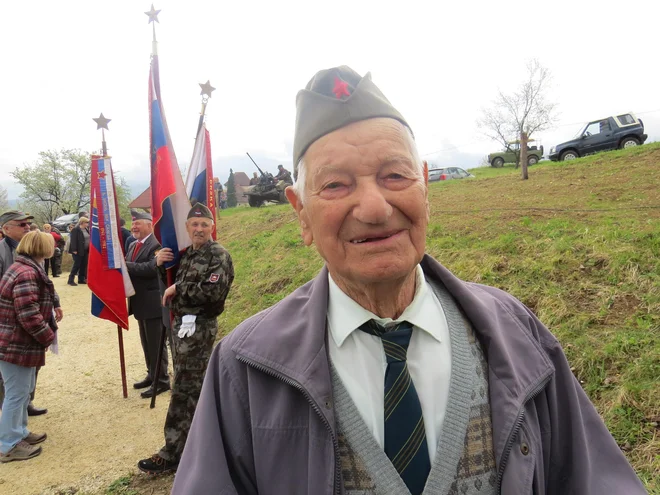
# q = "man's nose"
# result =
<box><xmin>352</xmin><ymin>181</ymin><xmax>392</xmax><ymax>224</ymax></box>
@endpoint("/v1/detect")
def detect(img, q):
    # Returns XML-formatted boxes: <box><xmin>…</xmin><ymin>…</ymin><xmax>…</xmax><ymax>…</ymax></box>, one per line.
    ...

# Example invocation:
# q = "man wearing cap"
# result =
<box><xmin>172</xmin><ymin>66</ymin><xmax>645</xmax><ymax>494</ymax></box>
<box><xmin>137</xmin><ymin>202</ymin><xmax>234</xmax><ymax>474</ymax></box>
<box><xmin>274</xmin><ymin>164</ymin><xmax>293</xmax><ymax>185</ymax></box>
<box><xmin>125</xmin><ymin>211</ymin><xmax>170</xmax><ymax>399</ymax></box>
<box><xmin>0</xmin><ymin>211</ymin><xmax>57</xmax><ymax>417</ymax></box>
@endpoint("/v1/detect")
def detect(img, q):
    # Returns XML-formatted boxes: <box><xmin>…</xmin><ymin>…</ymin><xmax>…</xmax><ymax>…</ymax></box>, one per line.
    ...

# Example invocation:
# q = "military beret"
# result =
<box><xmin>131</xmin><ymin>210</ymin><xmax>152</xmax><ymax>222</ymax></box>
<box><xmin>187</xmin><ymin>203</ymin><xmax>213</xmax><ymax>220</ymax></box>
<box><xmin>0</xmin><ymin>210</ymin><xmax>34</xmax><ymax>227</ymax></box>
<box><xmin>292</xmin><ymin>65</ymin><xmax>411</xmax><ymax>180</ymax></box>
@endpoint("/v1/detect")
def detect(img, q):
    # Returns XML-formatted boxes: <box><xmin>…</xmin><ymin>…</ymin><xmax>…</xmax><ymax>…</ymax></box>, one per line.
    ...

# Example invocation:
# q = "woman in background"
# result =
<box><xmin>0</xmin><ymin>231</ymin><xmax>62</xmax><ymax>462</ymax></box>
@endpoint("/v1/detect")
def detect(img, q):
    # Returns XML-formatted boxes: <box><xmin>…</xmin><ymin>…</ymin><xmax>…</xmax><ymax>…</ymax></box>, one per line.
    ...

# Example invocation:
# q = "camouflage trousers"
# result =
<box><xmin>158</xmin><ymin>315</ymin><xmax>217</xmax><ymax>462</ymax></box>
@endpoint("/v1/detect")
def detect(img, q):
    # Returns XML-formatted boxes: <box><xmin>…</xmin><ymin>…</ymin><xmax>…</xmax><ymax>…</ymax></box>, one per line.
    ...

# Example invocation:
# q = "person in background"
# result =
<box><xmin>125</xmin><ymin>211</ymin><xmax>170</xmax><ymax>399</ymax></box>
<box><xmin>249</xmin><ymin>172</ymin><xmax>259</xmax><ymax>186</ymax></box>
<box><xmin>0</xmin><ymin>211</ymin><xmax>51</xmax><ymax>417</ymax></box>
<box><xmin>119</xmin><ymin>218</ymin><xmax>135</xmax><ymax>254</ymax></box>
<box><xmin>42</xmin><ymin>224</ymin><xmax>63</xmax><ymax>278</ymax></box>
<box><xmin>137</xmin><ymin>203</ymin><xmax>234</xmax><ymax>475</ymax></box>
<box><xmin>67</xmin><ymin>217</ymin><xmax>90</xmax><ymax>286</ymax></box>
<box><xmin>212</xmin><ymin>177</ymin><xmax>223</xmax><ymax>209</ymax></box>
<box><xmin>49</xmin><ymin>226</ymin><xmax>66</xmax><ymax>277</ymax></box>
<box><xmin>29</xmin><ymin>224</ymin><xmax>39</xmax><ymax>232</ymax></box>
<box><xmin>0</xmin><ymin>231</ymin><xmax>63</xmax><ymax>462</ymax></box>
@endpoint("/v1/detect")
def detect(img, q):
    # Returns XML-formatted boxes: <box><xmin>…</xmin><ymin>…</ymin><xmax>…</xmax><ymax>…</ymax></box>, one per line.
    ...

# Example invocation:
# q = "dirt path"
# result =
<box><xmin>0</xmin><ymin>275</ymin><xmax>175</xmax><ymax>495</ymax></box>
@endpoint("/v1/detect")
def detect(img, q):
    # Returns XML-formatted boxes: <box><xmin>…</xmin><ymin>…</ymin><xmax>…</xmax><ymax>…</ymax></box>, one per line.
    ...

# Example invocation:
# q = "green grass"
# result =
<box><xmin>110</xmin><ymin>142</ymin><xmax>660</xmax><ymax>493</ymax></box>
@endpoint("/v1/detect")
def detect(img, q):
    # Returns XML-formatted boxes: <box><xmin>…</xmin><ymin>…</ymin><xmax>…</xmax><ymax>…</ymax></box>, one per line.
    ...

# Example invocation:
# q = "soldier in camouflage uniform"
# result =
<box><xmin>137</xmin><ymin>203</ymin><xmax>234</xmax><ymax>475</ymax></box>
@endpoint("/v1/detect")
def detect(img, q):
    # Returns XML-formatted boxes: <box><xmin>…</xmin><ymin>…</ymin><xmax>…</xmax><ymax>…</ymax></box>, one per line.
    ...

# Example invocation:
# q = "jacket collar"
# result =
<box><xmin>14</xmin><ymin>255</ymin><xmax>54</xmax><ymax>289</ymax></box>
<box><xmin>232</xmin><ymin>254</ymin><xmax>554</xmax><ymax>451</ymax></box>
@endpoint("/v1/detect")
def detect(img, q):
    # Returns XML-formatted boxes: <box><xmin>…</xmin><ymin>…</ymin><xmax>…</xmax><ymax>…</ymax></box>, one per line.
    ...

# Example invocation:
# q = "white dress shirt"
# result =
<box><xmin>327</xmin><ymin>265</ymin><xmax>452</xmax><ymax>462</ymax></box>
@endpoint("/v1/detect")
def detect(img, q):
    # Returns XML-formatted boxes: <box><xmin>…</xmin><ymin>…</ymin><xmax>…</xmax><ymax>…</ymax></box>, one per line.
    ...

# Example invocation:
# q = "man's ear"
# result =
<box><xmin>423</xmin><ymin>160</ymin><xmax>429</xmax><ymax>184</ymax></box>
<box><xmin>285</xmin><ymin>187</ymin><xmax>313</xmax><ymax>246</ymax></box>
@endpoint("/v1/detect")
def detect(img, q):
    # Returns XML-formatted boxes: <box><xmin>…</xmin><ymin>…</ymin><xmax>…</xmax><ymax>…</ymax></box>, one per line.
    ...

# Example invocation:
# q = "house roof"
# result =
<box><xmin>128</xmin><ymin>186</ymin><xmax>151</xmax><ymax>210</ymax></box>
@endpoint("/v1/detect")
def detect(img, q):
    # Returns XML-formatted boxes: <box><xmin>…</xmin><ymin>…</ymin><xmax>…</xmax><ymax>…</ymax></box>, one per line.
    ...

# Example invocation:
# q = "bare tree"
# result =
<box><xmin>478</xmin><ymin>59</ymin><xmax>558</xmax><ymax>179</ymax></box>
<box><xmin>0</xmin><ymin>185</ymin><xmax>8</xmax><ymax>211</ymax></box>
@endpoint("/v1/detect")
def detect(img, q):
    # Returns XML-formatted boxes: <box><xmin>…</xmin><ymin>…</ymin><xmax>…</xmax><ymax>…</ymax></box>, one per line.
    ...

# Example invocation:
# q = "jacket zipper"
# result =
<box><xmin>496</xmin><ymin>373</ymin><xmax>552</xmax><ymax>494</ymax></box>
<box><xmin>237</xmin><ymin>355</ymin><xmax>342</xmax><ymax>495</ymax></box>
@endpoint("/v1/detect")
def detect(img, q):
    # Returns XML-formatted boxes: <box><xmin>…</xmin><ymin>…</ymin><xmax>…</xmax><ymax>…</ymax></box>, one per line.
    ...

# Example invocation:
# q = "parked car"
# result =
<box><xmin>51</xmin><ymin>213</ymin><xmax>79</xmax><ymax>232</ymax></box>
<box><xmin>549</xmin><ymin>113</ymin><xmax>648</xmax><ymax>161</ymax></box>
<box><xmin>488</xmin><ymin>140</ymin><xmax>544</xmax><ymax>168</ymax></box>
<box><xmin>428</xmin><ymin>167</ymin><xmax>475</xmax><ymax>182</ymax></box>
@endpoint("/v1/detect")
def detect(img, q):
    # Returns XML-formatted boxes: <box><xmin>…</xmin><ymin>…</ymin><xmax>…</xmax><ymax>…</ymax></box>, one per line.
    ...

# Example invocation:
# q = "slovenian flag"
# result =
<box><xmin>149</xmin><ymin>52</ymin><xmax>191</xmax><ymax>267</ymax></box>
<box><xmin>88</xmin><ymin>156</ymin><xmax>135</xmax><ymax>329</ymax></box>
<box><xmin>185</xmin><ymin>123</ymin><xmax>216</xmax><ymax>239</ymax></box>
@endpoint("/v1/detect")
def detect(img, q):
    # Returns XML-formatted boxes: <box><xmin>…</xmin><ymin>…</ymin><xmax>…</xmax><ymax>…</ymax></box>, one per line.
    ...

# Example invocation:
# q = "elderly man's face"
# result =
<box><xmin>131</xmin><ymin>220</ymin><xmax>153</xmax><ymax>240</ymax></box>
<box><xmin>3</xmin><ymin>220</ymin><xmax>32</xmax><ymax>242</ymax></box>
<box><xmin>43</xmin><ymin>225</ymin><xmax>51</xmax><ymax>232</ymax></box>
<box><xmin>288</xmin><ymin>118</ymin><xmax>429</xmax><ymax>287</ymax></box>
<box><xmin>186</xmin><ymin>218</ymin><xmax>213</xmax><ymax>249</ymax></box>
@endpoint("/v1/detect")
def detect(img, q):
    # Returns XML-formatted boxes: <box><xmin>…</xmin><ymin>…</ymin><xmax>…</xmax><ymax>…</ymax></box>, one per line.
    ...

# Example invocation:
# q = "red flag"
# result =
<box><xmin>88</xmin><ymin>156</ymin><xmax>135</xmax><ymax>329</ymax></box>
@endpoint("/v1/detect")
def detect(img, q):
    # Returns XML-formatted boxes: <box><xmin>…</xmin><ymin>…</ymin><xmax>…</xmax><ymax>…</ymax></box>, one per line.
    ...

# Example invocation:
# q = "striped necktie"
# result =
<box><xmin>359</xmin><ymin>320</ymin><xmax>430</xmax><ymax>494</ymax></box>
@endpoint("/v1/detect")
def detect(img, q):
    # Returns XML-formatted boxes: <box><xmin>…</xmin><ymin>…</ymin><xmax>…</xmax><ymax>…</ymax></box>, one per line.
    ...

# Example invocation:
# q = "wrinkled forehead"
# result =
<box><xmin>132</xmin><ymin>219</ymin><xmax>151</xmax><ymax>227</ymax></box>
<box><xmin>305</xmin><ymin>118</ymin><xmax>417</xmax><ymax>173</ymax></box>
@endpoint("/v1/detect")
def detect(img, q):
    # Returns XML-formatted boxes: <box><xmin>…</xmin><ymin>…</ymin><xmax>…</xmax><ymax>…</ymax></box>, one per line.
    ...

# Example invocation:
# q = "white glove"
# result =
<box><xmin>178</xmin><ymin>315</ymin><xmax>197</xmax><ymax>338</ymax></box>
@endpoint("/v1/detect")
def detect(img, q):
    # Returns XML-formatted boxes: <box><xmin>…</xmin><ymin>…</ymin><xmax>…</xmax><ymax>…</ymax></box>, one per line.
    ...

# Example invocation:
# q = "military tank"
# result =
<box><xmin>243</xmin><ymin>153</ymin><xmax>290</xmax><ymax>207</ymax></box>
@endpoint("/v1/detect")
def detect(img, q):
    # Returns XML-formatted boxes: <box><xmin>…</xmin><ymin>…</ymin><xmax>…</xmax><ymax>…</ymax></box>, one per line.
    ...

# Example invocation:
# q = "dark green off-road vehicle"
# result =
<box><xmin>487</xmin><ymin>140</ymin><xmax>544</xmax><ymax>168</ymax></box>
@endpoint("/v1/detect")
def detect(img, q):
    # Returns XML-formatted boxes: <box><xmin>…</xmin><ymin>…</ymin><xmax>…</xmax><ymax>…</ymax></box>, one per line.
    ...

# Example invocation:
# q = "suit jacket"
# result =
<box><xmin>125</xmin><ymin>234</ymin><xmax>162</xmax><ymax>321</ymax></box>
<box><xmin>68</xmin><ymin>225</ymin><xmax>87</xmax><ymax>256</ymax></box>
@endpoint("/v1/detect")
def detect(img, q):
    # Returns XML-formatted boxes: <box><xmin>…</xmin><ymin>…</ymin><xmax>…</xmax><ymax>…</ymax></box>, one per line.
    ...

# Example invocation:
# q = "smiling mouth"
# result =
<box><xmin>350</xmin><ymin>231</ymin><xmax>400</xmax><ymax>244</ymax></box>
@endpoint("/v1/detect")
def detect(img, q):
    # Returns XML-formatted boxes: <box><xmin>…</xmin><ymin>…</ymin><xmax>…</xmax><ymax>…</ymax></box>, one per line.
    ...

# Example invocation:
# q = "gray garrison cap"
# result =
<box><xmin>292</xmin><ymin>65</ymin><xmax>411</xmax><ymax>180</ymax></box>
<box><xmin>187</xmin><ymin>203</ymin><xmax>213</xmax><ymax>220</ymax></box>
<box><xmin>131</xmin><ymin>210</ymin><xmax>152</xmax><ymax>222</ymax></box>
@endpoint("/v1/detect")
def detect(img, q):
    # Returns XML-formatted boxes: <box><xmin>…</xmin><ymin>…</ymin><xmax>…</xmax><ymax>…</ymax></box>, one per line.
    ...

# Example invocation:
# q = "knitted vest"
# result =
<box><xmin>332</xmin><ymin>280</ymin><xmax>497</xmax><ymax>495</ymax></box>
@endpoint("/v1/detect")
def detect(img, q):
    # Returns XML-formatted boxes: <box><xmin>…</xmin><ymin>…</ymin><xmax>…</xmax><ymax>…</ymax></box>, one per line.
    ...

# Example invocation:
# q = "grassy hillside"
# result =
<box><xmin>105</xmin><ymin>143</ymin><xmax>659</xmax><ymax>494</ymax></box>
<box><xmin>215</xmin><ymin>143</ymin><xmax>659</xmax><ymax>492</ymax></box>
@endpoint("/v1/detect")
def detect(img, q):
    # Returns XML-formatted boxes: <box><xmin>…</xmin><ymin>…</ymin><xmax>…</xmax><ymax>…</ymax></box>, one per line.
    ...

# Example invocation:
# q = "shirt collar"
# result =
<box><xmin>138</xmin><ymin>233</ymin><xmax>152</xmax><ymax>244</ymax></box>
<box><xmin>327</xmin><ymin>264</ymin><xmax>444</xmax><ymax>348</ymax></box>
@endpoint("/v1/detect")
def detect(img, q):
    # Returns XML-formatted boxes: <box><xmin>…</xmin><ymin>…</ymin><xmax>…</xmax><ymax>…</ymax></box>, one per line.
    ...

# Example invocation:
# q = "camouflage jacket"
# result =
<box><xmin>160</xmin><ymin>240</ymin><xmax>234</xmax><ymax>318</ymax></box>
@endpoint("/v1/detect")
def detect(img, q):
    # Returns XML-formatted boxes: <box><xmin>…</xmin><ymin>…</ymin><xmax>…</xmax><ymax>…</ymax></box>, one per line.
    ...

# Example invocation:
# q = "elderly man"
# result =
<box><xmin>172</xmin><ymin>67</ymin><xmax>646</xmax><ymax>495</ymax></box>
<box><xmin>125</xmin><ymin>211</ymin><xmax>170</xmax><ymax>398</ymax></box>
<box><xmin>0</xmin><ymin>211</ymin><xmax>60</xmax><ymax>417</ymax></box>
<box><xmin>137</xmin><ymin>203</ymin><xmax>234</xmax><ymax>475</ymax></box>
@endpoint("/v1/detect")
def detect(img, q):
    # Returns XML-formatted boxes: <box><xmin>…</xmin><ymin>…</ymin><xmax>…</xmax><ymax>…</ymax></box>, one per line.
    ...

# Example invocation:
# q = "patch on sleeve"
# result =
<box><xmin>209</xmin><ymin>273</ymin><xmax>220</xmax><ymax>283</ymax></box>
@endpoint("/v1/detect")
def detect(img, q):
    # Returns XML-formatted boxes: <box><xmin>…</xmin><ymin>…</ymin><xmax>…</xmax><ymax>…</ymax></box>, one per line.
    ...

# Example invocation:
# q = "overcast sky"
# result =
<box><xmin>1</xmin><ymin>0</ymin><xmax>659</xmax><ymax>200</ymax></box>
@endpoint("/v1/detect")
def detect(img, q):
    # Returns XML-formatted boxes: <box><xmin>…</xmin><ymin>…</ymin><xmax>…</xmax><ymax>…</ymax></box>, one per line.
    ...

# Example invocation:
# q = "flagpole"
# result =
<box><xmin>92</xmin><ymin>113</ymin><xmax>129</xmax><ymax>399</ymax></box>
<box><xmin>146</xmin><ymin>3</ymin><xmax>170</xmax><ymax>409</ymax></box>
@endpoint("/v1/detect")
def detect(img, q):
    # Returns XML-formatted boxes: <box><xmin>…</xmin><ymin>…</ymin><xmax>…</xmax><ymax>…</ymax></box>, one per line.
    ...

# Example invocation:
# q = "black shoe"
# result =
<box><xmin>138</xmin><ymin>454</ymin><xmax>178</xmax><ymax>474</ymax></box>
<box><xmin>27</xmin><ymin>404</ymin><xmax>48</xmax><ymax>416</ymax></box>
<box><xmin>67</xmin><ymin>281</ymin><xmax>77</xmax><ymax>286</ymax></box>
<box><xmin>140</xmin><ymin>383</ymin><xmax>170</xmax><ymax>399</ymax></box>
<box><xmin>133</xmin><ymin>378</ymin><xmax>153</xmax><ymax>390</ymax></box>
<box><xmin>78</xmin><ymin>280</ymin><xmax>87</xmax><ymax>284</ymax></box>
<box><xmin>53</xmin><ymin>275</ymin><xmax>60</xmax><ymax>278</ymax></box>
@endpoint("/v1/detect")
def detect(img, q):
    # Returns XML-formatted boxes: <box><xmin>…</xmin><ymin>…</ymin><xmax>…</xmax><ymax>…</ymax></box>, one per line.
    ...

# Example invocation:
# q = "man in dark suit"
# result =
<box><xmin>125</xmin><ymin>210</ymin><xmax>170</xmax><ymax>398</ymax></box>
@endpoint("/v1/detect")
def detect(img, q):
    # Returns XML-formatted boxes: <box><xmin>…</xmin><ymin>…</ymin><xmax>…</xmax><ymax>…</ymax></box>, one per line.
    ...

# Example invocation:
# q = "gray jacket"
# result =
<box><xmin>0</xmin><ymin>238</ymin><xmax>14</xmax><ymax>280</ymax></box>
<box><xmin>173</xmin><ymin>255</ymin><xmax>646</xmax><ymax>495</ymax></box>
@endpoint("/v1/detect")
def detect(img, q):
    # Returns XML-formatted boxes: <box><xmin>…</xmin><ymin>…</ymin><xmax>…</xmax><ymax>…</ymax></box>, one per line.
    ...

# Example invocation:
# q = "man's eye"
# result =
<box><xmin>386</xmin><ymin>173</ymin><xmax>404</xmax><ymax>180</ymax></box>
<box><xmin>325</xmin><ymin>182</ymin><xmax>343</xmax><ymax>190</ymax></box>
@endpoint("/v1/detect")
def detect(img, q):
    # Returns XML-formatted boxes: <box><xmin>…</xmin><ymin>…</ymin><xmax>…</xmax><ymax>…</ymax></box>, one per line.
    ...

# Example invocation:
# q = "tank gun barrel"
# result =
<box><xmin>246</xmin><ymin>152</ymin><xmax>267</xmax><ymax>177</ymax></box>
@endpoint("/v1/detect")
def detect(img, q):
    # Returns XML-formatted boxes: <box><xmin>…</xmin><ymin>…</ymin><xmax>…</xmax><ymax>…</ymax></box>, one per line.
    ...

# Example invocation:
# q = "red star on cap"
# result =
<box><xmin>333</xmin><ymin>77</ymin><xmax>350</xmax><ymax>99</ymax></box>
